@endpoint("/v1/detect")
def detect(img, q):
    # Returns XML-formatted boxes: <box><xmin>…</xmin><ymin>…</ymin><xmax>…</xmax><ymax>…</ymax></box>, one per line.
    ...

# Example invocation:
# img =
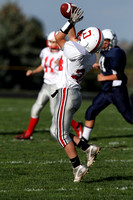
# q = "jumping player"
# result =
<box><xmin>50</xmin><ymin>8</ymin><xmax>103</xmax><ymax>182</ymax></box>
<box><xmin>15</xmin><ymin>31</ymin><xmax>82</xmax><ymax>140</ymax></box>
<box><xmin>81</xmin><ymin>29</ymin><xmax>133</xmax><ymax>142</ymax></box>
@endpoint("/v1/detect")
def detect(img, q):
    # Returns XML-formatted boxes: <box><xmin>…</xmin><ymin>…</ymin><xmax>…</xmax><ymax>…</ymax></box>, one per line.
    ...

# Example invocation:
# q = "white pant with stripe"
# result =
<box><xmin>50</xmin><ymin>88</ymin><xmax>82</xmax><ymax>147</ymax></box>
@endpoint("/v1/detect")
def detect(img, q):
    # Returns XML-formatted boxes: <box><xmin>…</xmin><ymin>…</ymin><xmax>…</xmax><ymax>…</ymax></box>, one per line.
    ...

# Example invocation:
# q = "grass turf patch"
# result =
<box><xmin>0</xmin><ymin>97</ymin><xmax>132</xmax><ymax>200</ymax></box>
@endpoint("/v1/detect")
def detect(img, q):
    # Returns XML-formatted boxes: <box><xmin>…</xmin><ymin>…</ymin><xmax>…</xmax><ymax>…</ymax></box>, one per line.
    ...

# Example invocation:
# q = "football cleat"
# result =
<box><xmin>14</xmin><ymin>131</ymin><xmax>33</xmax><ymax>140</ymax></box>
<box><xmin>85</xmin><ymin>145</ymin><xmax>100</xmax><ymax>167</ymax></box>
<box><xmin>75</xmin><ymin>122</ymin><xmax>83</xmax><ymax>138</ymax></box>
<box><xmin>73</xmin><ymin>164</ymin><xmax>88</xmax><ymax>182</ymax></box>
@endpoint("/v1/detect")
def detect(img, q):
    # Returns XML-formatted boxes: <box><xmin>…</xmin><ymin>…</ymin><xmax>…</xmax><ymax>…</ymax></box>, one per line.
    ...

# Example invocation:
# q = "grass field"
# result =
<box><xmin>0</xmin><ymin>97</ymin><xmax>133</xmax><ymax>200</ymax></box>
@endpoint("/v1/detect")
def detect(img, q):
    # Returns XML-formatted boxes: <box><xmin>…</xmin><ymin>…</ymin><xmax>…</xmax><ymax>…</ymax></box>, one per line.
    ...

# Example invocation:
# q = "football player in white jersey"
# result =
<box><xmin>15</xmin><ymin>31</ymin><xmax>83</xmax><ymax>140</ymax></box>
<box><xmin>50</xmin><ymin>8</ymin><xmax>104</xmax><ymax>182</ymax></box>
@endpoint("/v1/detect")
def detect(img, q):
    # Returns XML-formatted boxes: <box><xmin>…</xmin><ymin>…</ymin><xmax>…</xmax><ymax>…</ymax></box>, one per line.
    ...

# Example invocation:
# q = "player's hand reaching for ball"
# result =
<box><xmin>70</xmin><ymin>7</ymin><xmax>84</xmax><ymax>24</ymax></box>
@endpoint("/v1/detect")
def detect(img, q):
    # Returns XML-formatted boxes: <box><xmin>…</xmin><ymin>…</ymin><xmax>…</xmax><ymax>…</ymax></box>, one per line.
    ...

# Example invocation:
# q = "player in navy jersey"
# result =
<box><xmin>81</xmin><ymin>29</ymin><xmax>133</xmax><ymax>142</ymax></box>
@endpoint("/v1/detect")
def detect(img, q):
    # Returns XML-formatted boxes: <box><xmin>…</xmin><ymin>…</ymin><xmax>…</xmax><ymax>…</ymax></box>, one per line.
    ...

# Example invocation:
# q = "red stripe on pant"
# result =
<box><xmin>58</xmin><ymin>88</ymin><xmax>67</xmax><ymax>147</ymax></box>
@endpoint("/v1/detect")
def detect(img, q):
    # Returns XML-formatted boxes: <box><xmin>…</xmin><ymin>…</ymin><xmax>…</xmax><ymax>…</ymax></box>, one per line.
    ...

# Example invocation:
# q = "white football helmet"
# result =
<box><xmin>102</xmin><ymin>29</ymin><xmax>118</xmax><ymax>49</ymax></box>
<box><xmin>47</xmin><ymin>31</ymin><xmax>59</xmax><ymax>49</ymax></box>
<box><xmin>78</xmin><ymin>27</ymin><xmax>104</xmax><ymax>53</ymax></box>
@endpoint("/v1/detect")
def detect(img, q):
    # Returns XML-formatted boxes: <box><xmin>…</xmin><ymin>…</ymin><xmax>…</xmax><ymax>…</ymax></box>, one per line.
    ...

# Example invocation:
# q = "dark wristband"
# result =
<box><xmin>60</xmin><ymin>20</ymin><xmax>74</xmax><ymax>34</ymax></box>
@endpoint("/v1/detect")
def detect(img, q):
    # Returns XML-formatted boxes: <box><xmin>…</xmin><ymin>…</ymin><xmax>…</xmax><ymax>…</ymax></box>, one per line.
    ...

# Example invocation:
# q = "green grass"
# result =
<box><xmin>0</xmin><ymin>97</ymin><xmax>133</xmax><ymax>200</ymax></box>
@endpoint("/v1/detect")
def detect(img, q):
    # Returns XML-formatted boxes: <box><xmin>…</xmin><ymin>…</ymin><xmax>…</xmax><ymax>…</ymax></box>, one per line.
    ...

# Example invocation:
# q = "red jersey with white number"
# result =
<box><xmin>57</xmin><ymin>41</ymin><xmax>96</xmax><ymax>89</ymax></box>
<box><xmin>40</xmin><ymin>47</ymin><xmax>63</xmax><ymax>84</ymax></box>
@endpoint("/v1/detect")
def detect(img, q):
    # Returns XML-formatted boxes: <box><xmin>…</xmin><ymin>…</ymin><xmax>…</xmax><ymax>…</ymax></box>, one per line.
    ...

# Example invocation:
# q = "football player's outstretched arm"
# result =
<box><xmin>26</xmin><ymin>65</ymin><xmax>43</xmax><ymax>76</ymax></box>
<box><xmin>68</xmin><ymin>27</ymin><xmax>77</xmax><ymax>42</ymax></box>
<box><xmin>55</xmin><ymin>26</ymin><xmax>77</xmax><ymax>49</ymax></box>
<box><xmin>55</xmin><ymin>7</ymin><xmax>84</xmax><ymax>48</ymax></box>
<box><xmin>55</xmin><ymin>31</ymin><xmax>66</xmax><ymax>49</ymax></box>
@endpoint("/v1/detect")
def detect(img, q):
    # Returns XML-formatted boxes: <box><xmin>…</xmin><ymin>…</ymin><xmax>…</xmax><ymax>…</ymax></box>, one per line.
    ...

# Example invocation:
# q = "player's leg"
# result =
<box><xmin>50</xmin><ymin>86</ymin><xmax>83</xmax><ymax>137</ymax></box>
<box><xmin>70</xmin><ymin>131</ymin><xmax>101</xmax><ymax>167</ymax></box>
<box><xmin>49</xmin><ymin>84</ymin><xmax>58</xmax><ymax>116</ymax></box>
<box><xmin>82</xmin><ymin>91</ymin><xmax>110</xmax><ymax>142</ymax></box>
<box><xmin>112</xmin><ymin>86</ymin><xmax>133</xmax><ymax>124</ymax></box>
<box><xmin>71</xmin><ymin>119</ymin><xmax>83</xmax><ymax>138</ymax></box>
<box><xmin>62</xmin><ymin>90</ymin><xmax>102</xmax><ymax>168</ymax></box>
<box><xmin>15</xmin><ymin>84</ymin><xmax>49</xmax><ymax>140</ymax></box>
<box><xmin>63</xmin><ymin>88</ymin><xmax>89</xmax><ymax>182</ymax></box>
<box><xmin>50</xmin><ymin>88</ymin><xmax>88</xmax><ymax>182</ymax></box>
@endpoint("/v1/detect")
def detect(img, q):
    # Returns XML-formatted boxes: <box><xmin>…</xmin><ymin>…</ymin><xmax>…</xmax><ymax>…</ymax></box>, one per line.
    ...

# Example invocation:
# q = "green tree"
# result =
<box><xmin>0</xmin><ymin>2</ymin><xmax>46</xmax><ymax>89</ymax></box>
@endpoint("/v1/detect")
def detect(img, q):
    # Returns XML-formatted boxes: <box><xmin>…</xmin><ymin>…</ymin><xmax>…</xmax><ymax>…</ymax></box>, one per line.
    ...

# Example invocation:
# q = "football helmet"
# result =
<box><xmin>102</xmin><ymin>29</ymin><xmax>118</xmax><ymax>49</ymax></box>
<box><xmin>78</xmin><ymin>27</ymin><xmax>104</xmax><ymax>53</ymax></box>
<box><xmin>47</xmin><ymin>31</ymin><xmax>59</xmax><ymax>50</ymax></box>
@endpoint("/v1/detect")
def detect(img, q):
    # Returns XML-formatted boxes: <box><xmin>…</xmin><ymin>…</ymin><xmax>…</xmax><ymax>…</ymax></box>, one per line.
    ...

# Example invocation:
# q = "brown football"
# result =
<box><xmin>60</xmin><ymin>2</ymin><xmax>77</xmax><ymax>19</ymax></box>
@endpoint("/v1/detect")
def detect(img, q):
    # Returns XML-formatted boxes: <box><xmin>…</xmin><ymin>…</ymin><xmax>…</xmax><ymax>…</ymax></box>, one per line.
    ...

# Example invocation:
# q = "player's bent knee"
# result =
<box><xmin>58</xmin><ymin>132</ymin><xmax>72</xmax><ymax>147</ymax></box>
<box><xmin>31</xmin><ymin>104</ymin><xmax>43</xmax><ymax>118</ymax></box>
<box><xmin>50</xmin><ymin>125</ymin><xmax>57</xmax><ymax>140</ymax></box>
<box><xmin>85</xmin><ymin>107</ymin><xmax>96</xmax><ymax>120</ymax></box>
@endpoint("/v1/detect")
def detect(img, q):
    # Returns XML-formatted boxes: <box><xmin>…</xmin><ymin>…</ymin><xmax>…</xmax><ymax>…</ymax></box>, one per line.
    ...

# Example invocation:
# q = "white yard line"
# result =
<box><xmin>0</xmin><ymin>159</ymin><xmax>70</xmax><ymax>165</ymax></box>
<box><xmin>105</xmin><ymin>159</ymin><xmax>133</xmax><ymax>163</ymax></box>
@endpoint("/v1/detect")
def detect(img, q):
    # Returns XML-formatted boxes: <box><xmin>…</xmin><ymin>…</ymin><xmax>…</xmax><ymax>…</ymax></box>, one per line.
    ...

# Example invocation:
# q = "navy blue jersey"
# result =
<box><xmin>99</xmin><ymin>46</ymin><xmax>127</xmax><ymax>91</ymax></box>
<box><xmin>85</xmin><ymin>46</ymin><xmax>133</xmax><ymax>125</ymax></box>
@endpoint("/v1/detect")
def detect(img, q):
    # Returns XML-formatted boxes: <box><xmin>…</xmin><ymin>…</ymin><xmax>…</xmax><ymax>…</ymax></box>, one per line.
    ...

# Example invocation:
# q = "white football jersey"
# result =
<box><xmin>56</xmin><ymin>41</ymin><xmax>96</xmax><ymax>89</ymax></box>
<box><xmin>40</xmin><ymin>47</ymin><xmax>63</xmax><ymax>85</ymax></box>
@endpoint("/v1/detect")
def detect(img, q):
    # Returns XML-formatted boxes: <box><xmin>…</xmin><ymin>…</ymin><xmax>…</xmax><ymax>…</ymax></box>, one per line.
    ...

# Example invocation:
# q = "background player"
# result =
<box><xmin>15</xmin><ymin>31</ymin><xmax>82</xmax><ymax>140</ymax></box>
<box><xmin>81</xmin><ymin>29</ymin><xmax>133</xmax><ymax>142</ymax></box>
<box><xmin>50</xmin><ymin>8</ymin><xmax>103</xmax><ymax>182</ymax></box>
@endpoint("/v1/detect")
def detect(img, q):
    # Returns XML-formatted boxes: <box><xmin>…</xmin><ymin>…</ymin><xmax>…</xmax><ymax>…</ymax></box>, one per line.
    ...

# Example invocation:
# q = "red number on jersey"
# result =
<box><xmin>44</xmin><ymin>56</ymin><xmax>48</xmax><ymax>72</ymax></box>
<box><xmin>44</xmin><ymin>57</ymin><xmax>55</xmax><ymax>73</ymax></box>
<box><xmin>59</xmin><ymin>56</ymin><xmax>63</xmax><ymax>71</ymax></box>
<box><xmin>49</xmin><ymin>58</ymin><xmax>54</xmax><ymax>73</ymax></box>
<box><xmin>71</xmin><ymin>69</ymin><xmax>85</xmax><ymax>82</ymax></box>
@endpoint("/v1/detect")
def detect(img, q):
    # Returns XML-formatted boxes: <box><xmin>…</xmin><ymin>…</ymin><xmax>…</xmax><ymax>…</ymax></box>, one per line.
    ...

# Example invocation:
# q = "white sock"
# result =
<box><xmin>82</xmin><ymin>126</ymin><xmax>93</xmax><ymax>141</ymax></box>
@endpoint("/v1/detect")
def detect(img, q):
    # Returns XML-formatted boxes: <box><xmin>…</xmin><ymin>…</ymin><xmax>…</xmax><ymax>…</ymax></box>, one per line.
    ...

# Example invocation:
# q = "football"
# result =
<box><xmin>60</xmin><ymin>2</ymin><xmax>77</xmax><ymax>19</ymax></box>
